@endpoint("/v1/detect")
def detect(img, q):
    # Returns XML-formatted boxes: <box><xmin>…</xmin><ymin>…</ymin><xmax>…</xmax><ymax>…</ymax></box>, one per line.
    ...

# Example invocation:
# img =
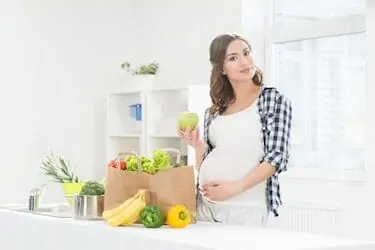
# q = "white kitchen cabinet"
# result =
<box><xmin>105</xmin><ymin>85</ymin><xmax>210</xmax><ymax>164</ymax></box>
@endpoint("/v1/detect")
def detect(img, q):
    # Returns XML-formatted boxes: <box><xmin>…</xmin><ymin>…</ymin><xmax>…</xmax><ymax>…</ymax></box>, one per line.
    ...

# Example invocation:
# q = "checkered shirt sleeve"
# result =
<box><xmin>202</xmin><ymin>108</ymin><xmax>213</xmax><ymax>160</ymax></box>
<box><xmin>261</xmin><ymin>89</ymin><xmax>292</xmax><ymax>175</ymax></box>
<box><xmin>259</xmin><ymin>88</ymin><xmax>292</xmax><ymax>217</ymax></box>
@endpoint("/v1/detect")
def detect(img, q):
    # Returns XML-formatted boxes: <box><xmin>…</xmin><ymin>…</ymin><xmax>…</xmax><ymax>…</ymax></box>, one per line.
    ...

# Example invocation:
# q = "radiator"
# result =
<box><xmin>267</xmin><ymin>201</ymin><xmax>341</xmax><ymax>236</ymax></box>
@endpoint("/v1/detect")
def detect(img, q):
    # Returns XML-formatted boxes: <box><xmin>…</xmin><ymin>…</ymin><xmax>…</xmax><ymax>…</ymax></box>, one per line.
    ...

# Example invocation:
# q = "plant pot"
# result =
<box><xmin>72</xmin><ymin>194</ymin><xmax>104</xmax><ymax>220</ymax></box>
<box><xmin>133</xmin><ymin>75</ymin><xmax>156</xmax><ymax>90</ymax></box>
<box><xmin>62</xmin><ymin>182</ymin><xmax>85</xmax><ymax>205</ymax></box>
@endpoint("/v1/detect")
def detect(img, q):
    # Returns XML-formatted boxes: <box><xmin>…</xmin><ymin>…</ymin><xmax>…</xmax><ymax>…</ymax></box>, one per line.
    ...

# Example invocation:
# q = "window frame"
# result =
<box><xmin>263</xmin><ymin>0</ymin><xmax>368</xmax><ymax>182</ymax></box>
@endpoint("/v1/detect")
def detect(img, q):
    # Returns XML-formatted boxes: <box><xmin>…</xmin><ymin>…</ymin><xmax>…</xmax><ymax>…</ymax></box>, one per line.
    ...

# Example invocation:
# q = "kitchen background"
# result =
<box><xmin>1</xmin><ymin>0</ymin><xmax>375</xmax><ymax>241</ymax></box>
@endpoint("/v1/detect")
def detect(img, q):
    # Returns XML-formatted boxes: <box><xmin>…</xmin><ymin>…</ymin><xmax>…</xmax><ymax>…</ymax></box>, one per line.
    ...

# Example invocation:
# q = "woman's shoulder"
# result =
<box><xmin>260</xmin><ymin>86</ymin><xmax>291</xmax><ymax>106</ymax></box>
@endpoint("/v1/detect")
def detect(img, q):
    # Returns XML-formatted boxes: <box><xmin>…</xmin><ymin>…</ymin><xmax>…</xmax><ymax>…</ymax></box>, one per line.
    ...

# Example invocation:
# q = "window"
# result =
<box><xmin>276</xmin><ymin>34</ymin><xmax>366</xmax><ymax>171</ymax></box>
<box><xmin>273</xmin><ymin>0</ymin><xmax>366</xmax><ymax>28</ymax></box>
<box><xmin>265</xmin><ymin>0</ymin><xmax>367</xmax><ymax>179</ymax></box>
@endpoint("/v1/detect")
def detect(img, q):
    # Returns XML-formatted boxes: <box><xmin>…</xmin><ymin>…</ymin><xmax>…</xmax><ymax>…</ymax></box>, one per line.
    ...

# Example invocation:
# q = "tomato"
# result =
<box><xmin>108</xmin><ymin>160</ymin><xmax>116</xmax><ymax>168</ymax></box>
<box><xmin>108</xmin><ymin>159</ymin><xmax>127</xmax><ymax>170</ymax></box>
<box><xmin>118</xmin><ymin>160</ymin><xmax>127</xmax><ymax>170</ymax></box>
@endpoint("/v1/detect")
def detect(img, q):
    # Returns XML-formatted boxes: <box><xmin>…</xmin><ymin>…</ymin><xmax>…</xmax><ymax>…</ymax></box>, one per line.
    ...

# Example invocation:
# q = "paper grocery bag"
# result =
<box><xmin>104</xmin><ymin>150</ymin><xmax>197</xmax><ymax>223</ymax></box>
<box><xmin>104</xmin><ymin>168</ymin><xmax>151</xmax><ymax>210</ymax></box>
<box><xmin>148</xmin><ymin>166</ymin><xmax>196</xmax><ymax>217</ymax></box>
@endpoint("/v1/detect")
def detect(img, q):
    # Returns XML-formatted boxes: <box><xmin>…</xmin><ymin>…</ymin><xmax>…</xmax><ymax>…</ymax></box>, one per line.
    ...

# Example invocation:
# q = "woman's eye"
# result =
<box><xmin>244</xmin><ymin>51</ymin><xmax>250</xmax><ymax>56</ymax></box>
<box><xmin>229</xmin><ymin>56</ymin><xmax>237</xmax><ymax>61</ymax></box>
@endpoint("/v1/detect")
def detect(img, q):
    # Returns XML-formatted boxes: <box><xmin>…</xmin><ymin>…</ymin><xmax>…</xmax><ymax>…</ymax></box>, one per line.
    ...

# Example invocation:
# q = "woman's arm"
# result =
<box><xmin>238</xmin><ymin>94</ymin><xmax>292</xmax><ymax>192</ymax></box>
<box><xmin>238</xmin><ymin>161</ymin><xmax>276</xmax><ymax>192</ymax></box>
<box><xmin>194</xmin><ymin>108</ymin><xmax>212</xmax><ymax>172</ymax></box>
<box><xmin>194</xmin><ymin>142</ymin><xmax>206</xmax><ymax>172</ymax></box>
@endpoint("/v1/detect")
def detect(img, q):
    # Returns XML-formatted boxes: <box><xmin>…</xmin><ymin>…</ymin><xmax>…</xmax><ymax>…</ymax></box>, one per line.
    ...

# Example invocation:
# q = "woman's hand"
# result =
<box><xmin>200</xmin><ymin>180</ymin><xmax>243</xmax><ymax>202</ymax></box>
<box><xmin>177</xmin><ymin>127</ymin><xmax>204</xmax><ymax>149</ymax></box>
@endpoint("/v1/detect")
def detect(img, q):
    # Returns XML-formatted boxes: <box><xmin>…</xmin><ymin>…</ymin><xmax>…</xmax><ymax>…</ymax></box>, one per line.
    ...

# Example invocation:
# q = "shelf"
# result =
<box><xmin>146</xmin><ymin>88</ymin><xmax>188</xmax><ymax>136</ymax></box>
<box><xmin>106</xmin><ymin>92</ymin><xmax>143</xmax><ymax>136</ymax></box>
<box><xmin>149</xmin><ymin>86</ymin><xmax>191</xmax><ymax>93</ymax></box>
<box><xmin>146</xmin><ymin>137</ymin><xmax>187</xmax><ymax>158</ymax></box>
<box><xmin>149</xmin><ymin>133</ymin><xmax>179</xmax><ymax>138</ymax></box>
<box><xmin>108</xmin><ymin>90</ymin><xmax>142</xmax><ymax>95</ymax></box>
<box><xmin>105</xmin><ymin>85</ymin><xmax>211</xmax><ymax>168</ymax></box>
<box><xmin>106</xmin><ymin>136</ymin><xmax>141</xmax><ymax>162</ymax></box>
<box><xmin>108</xmin><ymin>134</ymin><xmax>141</xmax><ymax>138</ymax></box>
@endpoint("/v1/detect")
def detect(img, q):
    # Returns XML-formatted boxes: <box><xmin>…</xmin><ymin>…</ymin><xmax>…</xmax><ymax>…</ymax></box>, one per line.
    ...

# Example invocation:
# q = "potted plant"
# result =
<box><xmin>73</xmin><ymin>180</ymin><xmax>106</xmax><ymax>220</ymax></box>
<box><xmin>120</xmin><ymin>61</ymin><xmax>159</xmax><ymax>89</ymax></box>
<box><xmin>40</xmin><ymin>152</ymin><xmax>84</xmax><ymax>205</ymax></box>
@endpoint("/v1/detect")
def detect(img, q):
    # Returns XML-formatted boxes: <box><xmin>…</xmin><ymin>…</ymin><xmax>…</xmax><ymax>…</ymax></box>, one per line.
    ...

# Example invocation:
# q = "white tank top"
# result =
<box><xmin>198</xmin><ymin>100</ymin><xmax>267</xmax><ymax>209</ymax></box>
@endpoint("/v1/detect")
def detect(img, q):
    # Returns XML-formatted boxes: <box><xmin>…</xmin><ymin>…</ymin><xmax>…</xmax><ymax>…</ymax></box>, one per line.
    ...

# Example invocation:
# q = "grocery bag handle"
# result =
<box><xmin>158</xmin><ymin>148</ymin><xmax>181</xmax><ymax>166</ymax></box>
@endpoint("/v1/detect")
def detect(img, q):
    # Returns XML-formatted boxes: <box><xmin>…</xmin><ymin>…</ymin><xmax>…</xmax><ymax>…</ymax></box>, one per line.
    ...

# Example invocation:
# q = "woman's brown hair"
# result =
<box><xmin>209</xmin><ymin>33</ymin><xmax>263</xmax><ymax>115</ymax></box>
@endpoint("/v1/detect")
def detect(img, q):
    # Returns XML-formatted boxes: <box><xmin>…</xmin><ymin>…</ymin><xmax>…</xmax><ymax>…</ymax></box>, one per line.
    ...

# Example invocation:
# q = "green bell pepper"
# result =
<box><xmin>139</xmin><ymin>205</ymin><xmax>165</xmax><ymax>228</ymax></box>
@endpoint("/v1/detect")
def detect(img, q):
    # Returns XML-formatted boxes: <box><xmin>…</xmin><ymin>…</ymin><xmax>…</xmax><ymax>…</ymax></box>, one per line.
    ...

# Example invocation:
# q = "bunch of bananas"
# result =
<box><xmin>102</xmin><ymin>189</ymin><xmax>147</xmax><ymax>227</ymax></box>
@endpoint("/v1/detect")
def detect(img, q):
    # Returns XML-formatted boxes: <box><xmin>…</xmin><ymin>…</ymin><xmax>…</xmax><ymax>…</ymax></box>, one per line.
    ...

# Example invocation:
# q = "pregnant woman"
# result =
<box><xmin>179</xmin><ymin>33</ymin><xmax>292</xmax><ymax>226</ymax></box>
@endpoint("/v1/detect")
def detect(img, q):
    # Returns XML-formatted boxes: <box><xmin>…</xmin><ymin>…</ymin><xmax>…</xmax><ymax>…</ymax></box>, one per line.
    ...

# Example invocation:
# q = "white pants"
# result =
<box><xmin>196</xmin><ymin>193</ymin><xmax>269</xmax><ymax>227</ymax></box>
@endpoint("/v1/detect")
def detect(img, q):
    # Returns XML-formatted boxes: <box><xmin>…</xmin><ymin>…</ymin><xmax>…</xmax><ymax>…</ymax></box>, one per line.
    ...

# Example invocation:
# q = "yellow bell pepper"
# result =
<box><xmin>166</xmin><ymin>204</ymin><xmax>191</xmax><ymax>228</ymax></box>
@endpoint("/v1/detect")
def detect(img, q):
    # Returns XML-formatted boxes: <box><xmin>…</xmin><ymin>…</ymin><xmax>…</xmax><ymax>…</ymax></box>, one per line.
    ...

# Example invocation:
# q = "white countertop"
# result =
<box><xmin>0</xmin><ymin>208</ymin><xmax>373</xmax><ymax>250</ymax></box>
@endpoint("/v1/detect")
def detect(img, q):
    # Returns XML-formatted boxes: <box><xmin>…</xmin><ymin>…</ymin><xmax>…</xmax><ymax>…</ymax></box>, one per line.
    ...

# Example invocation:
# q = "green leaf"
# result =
<box><xmin>40</xmin><ymin>152</ymin><xmax>80</xmax><ymax>183</ymax></box>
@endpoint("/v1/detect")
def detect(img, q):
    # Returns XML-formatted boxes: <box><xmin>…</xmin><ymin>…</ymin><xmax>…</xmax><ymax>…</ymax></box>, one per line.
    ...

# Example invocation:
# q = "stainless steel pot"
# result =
<box><xmin>71</xmin><ymin>194</ymin><xmax>104</xmax><ymax>220</ymax></box>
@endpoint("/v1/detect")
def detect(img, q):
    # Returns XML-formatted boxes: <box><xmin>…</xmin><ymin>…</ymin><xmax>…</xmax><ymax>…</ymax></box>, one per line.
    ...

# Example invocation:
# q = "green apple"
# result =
<box><xmin>177</xmin><ymin>111</ymin><xmax>199</xmax><ymax>131</ymax></box>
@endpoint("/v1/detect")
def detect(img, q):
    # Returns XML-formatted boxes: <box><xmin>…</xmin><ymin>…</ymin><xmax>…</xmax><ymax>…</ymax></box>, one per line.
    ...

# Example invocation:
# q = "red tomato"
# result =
<box><xmin>119</xmin><ymin>160</ymin><xmax>127</xmax><ymax>170</ymax></box>
<box><xmin>108</xmin><ymin>160</ymin><xmax>116</xmax><ymax>168</ymax></box>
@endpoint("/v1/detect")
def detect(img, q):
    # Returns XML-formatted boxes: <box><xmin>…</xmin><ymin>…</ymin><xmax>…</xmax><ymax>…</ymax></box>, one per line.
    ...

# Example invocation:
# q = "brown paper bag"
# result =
<box><xmin>104</xmin><ymin>149</ymin><xmax>197</xmax><ymax>223</ymax></box>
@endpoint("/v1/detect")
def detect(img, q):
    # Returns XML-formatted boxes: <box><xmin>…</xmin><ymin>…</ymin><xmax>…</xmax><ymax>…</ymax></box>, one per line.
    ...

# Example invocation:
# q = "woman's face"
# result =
<box><xmin>222</xmin><ymin>39</ymin><xmax>256</xmax><ymax>83</ymax></box>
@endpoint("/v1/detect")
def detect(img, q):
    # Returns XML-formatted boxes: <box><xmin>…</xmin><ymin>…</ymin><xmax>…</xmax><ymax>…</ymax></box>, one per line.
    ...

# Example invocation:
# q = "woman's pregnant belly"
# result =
<box><xmin>198</xmin><ymin>147</ymin><xmax>267</xmax><ymax>205</ymax></box>
<box><xmin>199</xmin><ymin>147</ymin><xmax>258</xmax><ymax>186</ymax></box>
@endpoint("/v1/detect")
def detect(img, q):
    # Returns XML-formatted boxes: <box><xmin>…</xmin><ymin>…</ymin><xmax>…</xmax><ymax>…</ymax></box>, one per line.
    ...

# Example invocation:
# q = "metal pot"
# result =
<box><xmin>71</xmin><ymin>194</ymin><xmax>104</xmax><ymax>220</ymax></box>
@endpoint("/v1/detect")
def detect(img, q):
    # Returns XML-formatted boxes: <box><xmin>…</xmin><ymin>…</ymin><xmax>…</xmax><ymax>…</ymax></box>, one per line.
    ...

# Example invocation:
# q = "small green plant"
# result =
<box><xmin>40</xmin><ymin>152</ymin><xmax>80</xmax><ymax>183</ymax></box>
<box><xmin>121</xmin><ymin>61</ymin><xmax>159</xmax><ymax>75</ymax></box>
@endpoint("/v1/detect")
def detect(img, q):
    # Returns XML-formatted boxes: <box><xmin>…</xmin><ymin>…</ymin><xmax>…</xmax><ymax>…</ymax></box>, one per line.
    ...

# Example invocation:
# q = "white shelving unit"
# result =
<box><xmin>105</xmin><ymin>84</ymin><xmax>211</xmax><ymax>165</ymax></box>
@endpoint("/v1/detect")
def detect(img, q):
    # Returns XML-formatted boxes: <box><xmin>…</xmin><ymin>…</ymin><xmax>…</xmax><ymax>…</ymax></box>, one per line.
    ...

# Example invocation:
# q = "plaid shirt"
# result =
<box><xmin>201</xmin><ymin>87</ymin><xmax>292</xmax><ymax>217</ymax></box>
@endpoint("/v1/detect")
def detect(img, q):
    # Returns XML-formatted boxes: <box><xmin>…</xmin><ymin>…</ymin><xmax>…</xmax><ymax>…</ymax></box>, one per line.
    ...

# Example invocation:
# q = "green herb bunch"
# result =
<box><xmin>120</xmin><ymin>61</ymin><xmax>159</xmax><ymax>75</ymax></box>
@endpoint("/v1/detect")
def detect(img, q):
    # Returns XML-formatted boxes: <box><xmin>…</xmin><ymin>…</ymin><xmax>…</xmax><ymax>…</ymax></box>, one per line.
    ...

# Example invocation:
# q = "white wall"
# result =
<box><xmin>0</xmin><ymin>0</ymin><xmax>136</xmax><ymax>204</ymax></box>
<box><xmin>132</xmin><ymin>0</ymin><xmax>243</xmax><ymax>88</ymax></box>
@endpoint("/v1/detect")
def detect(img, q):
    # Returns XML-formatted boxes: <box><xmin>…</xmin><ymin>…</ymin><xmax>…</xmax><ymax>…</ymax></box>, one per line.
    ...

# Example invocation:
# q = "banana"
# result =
<box><xmin>120</xmin><ymin>194</ymin><xmax>146</xmax><ymax>226</ymax></box>
<box><xmin>102</xmin><ymin>195</ymin><xmax>137</xmax><ymax>220</ymax></box>
<box><xmin>103</xmin><ymin>189</ymin><xmax>145</xmax><ymax>220</ymax></box>
<box><xmin>107</xmin><ymin>190</ymin><xmax>147</xmax><ymax>227</ymax></box>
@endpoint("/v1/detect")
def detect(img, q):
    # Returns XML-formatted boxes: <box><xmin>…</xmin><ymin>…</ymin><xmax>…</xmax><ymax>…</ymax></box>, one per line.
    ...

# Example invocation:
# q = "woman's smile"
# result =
<box><xmin>240</xmin><ymin>67</ymin><xmax>251</xmax><ymax>74</ymax></box>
